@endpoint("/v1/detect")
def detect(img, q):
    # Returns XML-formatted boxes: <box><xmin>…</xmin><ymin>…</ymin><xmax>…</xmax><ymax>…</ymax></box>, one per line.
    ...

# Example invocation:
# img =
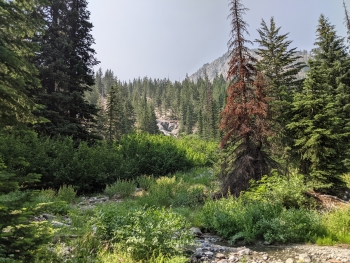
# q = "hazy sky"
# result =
<box><xmin>88</xmin><ymin>0</ymin><xmax>346</xmax><ymax>82</ymax></box>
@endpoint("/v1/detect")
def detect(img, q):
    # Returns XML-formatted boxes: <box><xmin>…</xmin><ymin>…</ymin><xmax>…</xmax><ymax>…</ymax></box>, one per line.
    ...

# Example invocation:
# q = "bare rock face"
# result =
<box><xmin>188</xmin><ymin>49</ymin><xmax>311</xmax><ymax>83</ymax></box>
<box><xmin>157</xmin><ymin>119</ymin><xmax>180</xmax><ymax>137</ymax></box>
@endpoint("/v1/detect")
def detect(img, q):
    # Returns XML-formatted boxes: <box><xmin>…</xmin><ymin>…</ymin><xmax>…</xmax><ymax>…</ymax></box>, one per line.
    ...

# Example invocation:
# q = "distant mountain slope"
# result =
<box><xmin>189</xmin><ymin>49</ymin><xmax>311</xmax><ymax>83</ymax></box>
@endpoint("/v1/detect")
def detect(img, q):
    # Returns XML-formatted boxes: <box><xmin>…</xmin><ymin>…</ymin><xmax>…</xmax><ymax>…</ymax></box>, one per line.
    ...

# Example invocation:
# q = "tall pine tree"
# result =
<box><xmin>287</xmin><ymin>15</ymin><xmax>350</xmax><ymax>190</ymax></box>
<box><xmin>255</xmin><ymin>17</ymin><xmax>305</xmax><ymax>165</ymax></box>
<box><xmin>34</xmin><ymin>0</ymin><xmax>99</xmax><ymax>142</ymax></box>
<box><xmin>106</xmin><ymin>82</ymin><xmax>135</xmax><ymax>142</ymax></box>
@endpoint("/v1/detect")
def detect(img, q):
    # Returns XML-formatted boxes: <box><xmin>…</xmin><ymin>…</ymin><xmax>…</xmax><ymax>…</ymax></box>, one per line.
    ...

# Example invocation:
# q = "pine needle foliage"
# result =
<box><xmin>0</xmin><ymin>0</ymin><xmax>45</xmax><ymax>127</ymax></box>
<box><xmin>287</xmin><ymin>15</ymin><xmax>350</xmax><ymax>190</ymax></box>
<box><xmin>255</xmin><ymin>17</ymin><xmax>305</xmax><ymax>165</ymax></box>
<box><xmin>219</xmin><ymin>0</ymin><xmax>276</xmax><ymax>196</ymax></box>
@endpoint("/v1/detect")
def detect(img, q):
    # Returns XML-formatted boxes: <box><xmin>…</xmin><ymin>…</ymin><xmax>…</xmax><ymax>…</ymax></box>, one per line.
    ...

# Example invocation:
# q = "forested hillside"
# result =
<box><xmin>86</xmin><ymin>69</ymin><xmax>227</xmax><ymax>140</ymax></box>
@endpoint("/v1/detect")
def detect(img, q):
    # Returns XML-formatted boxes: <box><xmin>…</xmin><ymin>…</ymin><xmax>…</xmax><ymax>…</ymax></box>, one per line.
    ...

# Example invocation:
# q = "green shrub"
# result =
<box><xmin>201</xmin><ymin>197</ymin><xmax>322</xmax><ymax>244</ymax></box>
<box><xmin>149</xmin><ymin>253</ymin><xmax>188</xmax><ymax>263</ymax></box>
<box><xmin>243</xmin><ymin>172</ymin><xmax>315</xmax><ymax>209</ymax></box>
<box><xmin>0</xmin><ymin>130</ymin><xmax>216</xmax><ymax>194</ymax></box>
<box><xmin>320</xmin><ymin>207</ymin><xmax>350</xmax><ymax>244</ymax></box>
<box><xmin>104</xmin><ymin>179</ymin><xmax>136</xmax><ymax>198</ymax></box>
<box><xmin>258</xmin><ymin>208</ymin><xmax>322</xmax><ymax>243</ymax></box>
<box><xmin>32</xmin><ymin>189</ymin><xmax>57</xmax><ymax>204</ymax></box>
<box><xmin>136</xmin><ymin>175</ymin><xmax>155</xmax><ymax>190</ymax></box>
<box><xmin>173</xmin><ymin>184</ymin><xmax>205</xmax><ymax>207</ymax></box>
<box><xmin>137</xmin><ymin>176</ymin><xmax>207</xmax><ymax>208</ymax></box>
<box><xmin>94</xmin><ymin>203</ymin><xmax>192</xmax><ymax>261</ymax></box>
<box><xmin>137</xmin><ymin>176</ymin><xmax>177</xmax><ymax>207</ymax></box>
<box><xmin>57</xmin><ymin>184</ymin><xmax>76</xmax><ymax>203</ymax></box>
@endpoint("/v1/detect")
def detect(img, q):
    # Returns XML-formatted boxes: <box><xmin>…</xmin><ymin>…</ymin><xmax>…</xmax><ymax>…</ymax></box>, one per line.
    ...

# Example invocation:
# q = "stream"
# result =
<box><xmin>191</xmin><ymin>232</ymin><xmax>350</xmax><ymax>263</ymax></box>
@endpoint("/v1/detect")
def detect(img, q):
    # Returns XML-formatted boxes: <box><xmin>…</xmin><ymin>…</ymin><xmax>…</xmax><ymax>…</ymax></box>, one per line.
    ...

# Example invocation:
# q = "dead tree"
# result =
<box><xmin>219</xmin><ymin>0</ymin><xmax>276</xmax><ymax>196</ymax></box>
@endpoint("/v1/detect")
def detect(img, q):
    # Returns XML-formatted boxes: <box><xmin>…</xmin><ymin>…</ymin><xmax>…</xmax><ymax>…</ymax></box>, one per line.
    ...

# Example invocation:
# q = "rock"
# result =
<box><xmin>238</xmin><ymin>248</ymin><xmax>251</xmax><ymax>256</ymax></box>
<box><xmin>42</xmin><ymin>213</ymin><xmax>56</xmax><ymax>220</ymax></box>
<box><xmin>51</xmin><ymin>221</ymin><xmax>69</xmax><ymax>227</ymax></box>
<box><xmin>190</xmin><ymin>227</ymin><xmax>203</xmax><ymax>237</ymax></box>
<box><xmin>228</xmin><ymin>254</ymin><xmax>238</xmax><ymax>261</ymax></box>
<box><xmin>217</xmin><ymin>260</ymin><xmax>228</xmax><ymax>263</ymax></box>
<box><xmin>62</xmin><ymin>215</ymin><xmax>72</xmax><ymax>225</ymax></box>
<box><xmin>204</xmin><ymin>251</ymin><xmax>214</xmax><ymax>257</ymax></box>
<box><xmin>89</xmin><ymin>197</ymin><xmax>97</xmax><ymax>203</ymax></box>
<box><xmin>263</xmin><ymin>255</ymin><xmax>269</xmax><ymax>260</ymax></box>
<box><xmin>299</xmin><ymin>253</ymin><xmax>311</xmax><ymax>263</ymax></box>
<box><xmin>216</xmin><ymin>253</ymin><xmax>226</xmax><ymax>259</ymax></box>
<box><xmin>285</xmin><ymin>258</ymin><xmax>294</xmax><ymax>263</ymax></box>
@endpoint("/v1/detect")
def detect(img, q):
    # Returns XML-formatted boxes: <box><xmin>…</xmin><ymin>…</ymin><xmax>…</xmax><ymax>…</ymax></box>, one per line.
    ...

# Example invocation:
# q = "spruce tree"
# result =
<box><xmin>0</xmin><ymin>0</ymin><xmax>45</xmax><ymax>127</ymax></box>
<box><xmin>287</xmin><ymin>15</ymin><xmax>350</xmax><ymax>190</ymax></box>
<box><xmin>106</xmin><ymin>82</ymin><xmax>135</xmax><ymax>142</ymax></box>
<box><xmin>219</xmin><ymin>0</ymin><xmax>275</xmax><ymax>196</ymax></box>
<box><xmin>134</xmin><ymin>95</ymin><xmax>158</xmax><ymax>134</ymax></box>
<box><xmin>255</xmin><ymin>17</ymin><xmax>305</xmax><ymax>164</ymax></box>
<box><xmin>34</xmin><ymin>0</ymin><xmax>99</xmax><ymax>142</ymax></box>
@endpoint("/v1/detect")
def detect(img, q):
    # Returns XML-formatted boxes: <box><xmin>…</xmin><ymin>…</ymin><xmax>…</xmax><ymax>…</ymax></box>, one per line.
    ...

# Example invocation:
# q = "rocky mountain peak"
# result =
<box><xmin>188</xmin><ymin>49</ymin><xmax>311</xmax><ymax>83</ymax></box>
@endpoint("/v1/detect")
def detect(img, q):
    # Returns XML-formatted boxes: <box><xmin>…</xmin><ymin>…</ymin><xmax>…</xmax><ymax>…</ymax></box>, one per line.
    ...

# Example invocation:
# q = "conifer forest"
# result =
<box><xmin>2</xmin><ymin>0</ymin><xmax>350</xmax><ymax>262</ymax></box>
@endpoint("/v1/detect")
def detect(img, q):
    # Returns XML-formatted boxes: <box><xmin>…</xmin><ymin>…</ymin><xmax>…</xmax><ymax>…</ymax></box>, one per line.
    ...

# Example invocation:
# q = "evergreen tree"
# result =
<box><xmin>134</xmin><ymin>95</ymin><xmax>158</xmax><ymax>134</ymax></box>
<box><xmin>106</xmin><ymin>82</ymin><xmax>135</xmax><ymax>142</ymax></box>
<box><xmin>255</xmin><ymin>17</ymin><xmax>305</xmax><ymax>163</ymax></box>
<box><xmin>34</xmin><ymin>0</ymin><xmax>99</xmax><ymax>142</ymax></box>
<box><xmin>287</xmin><ymin>15</ymin><xmax>350</xmax><ymax>190</ymax></box>
<box><xmin>255</xmin><ymin>17</ymin><xmax>304</xmax><ymax>97</ymax></box>
<box><xmin>0</xmin><ymin>132</ymin><xmax>52</xmax><ymax>261</ymax></box>
<box><xmin>219</xmin><ymin>0</ymin><xmax>275</xmax><ymax>196</ymax></box>
<box><xmin>0</xmin><ymin>0</ymin><xmax>45</xmax><ymax>127</ymax></box>
<box><xmin>95</xmin><ymin>67</ymin><xmax>104</xmax><ymax>96</ymax></box>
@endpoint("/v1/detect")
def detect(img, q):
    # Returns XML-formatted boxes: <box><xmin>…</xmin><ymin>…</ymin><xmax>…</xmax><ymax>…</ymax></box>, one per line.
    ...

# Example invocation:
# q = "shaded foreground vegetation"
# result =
<box><xmin>0</xmin><ymin>129</ymin><xmax>218</xmax><ymax>193</ymax></box>
<box><xmin>2</xmin><ymin>131</ymin><xmax>350</xmax><ymax>262</ymax></box>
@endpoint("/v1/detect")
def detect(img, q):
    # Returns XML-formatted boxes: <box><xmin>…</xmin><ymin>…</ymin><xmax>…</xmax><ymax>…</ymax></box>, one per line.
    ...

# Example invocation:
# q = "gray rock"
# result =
<box><xmin>285</xmin><ymin>258</ymin><xmax>294</xmax><ymax>263</ymax></box>
<box><xmin>217</xmin><ymin>260</ymin><xmax>228</xmax><ymax>263</ymax></box>
<box><xmin>204</xmin><ymin>251</ymin><xmax>214</xmax><ymax>257</ymax></box>
<box><xmin>51</xmin><ymin>221</ymin><xmax>69</xmax><ymax>228</ymax></box>
<box><xmin>238</xmin><ymin>248</ymin><xmax>251</xmax><ymax>256</ymax></box>
<box><xmin>299</xmin><ymin>253</ymin><xmax>311</xmax><ymax>263</ymax></box>
<box><xmin>89</xmin><ymin>197</ymin><xmax>97</xmax><ymax>203</ymax></box>
<box><xmin>190</xmin><ymin>227</ymin><xmax>203</xmax><ymax>237</ymax></box>
<box><xmin>42</xmin><ymin>213</ymin><xmax>56</xmax><ymax>220</ymax></box>
<box><xmin>228</xmin><ymin>255</ymin><xmax>238</xmax><ymax>262</ymax></box>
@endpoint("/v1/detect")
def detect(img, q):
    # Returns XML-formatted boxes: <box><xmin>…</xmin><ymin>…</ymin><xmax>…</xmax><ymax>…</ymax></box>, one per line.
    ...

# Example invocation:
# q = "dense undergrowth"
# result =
<box><xmin>0</xmin><ymin>129</ymin><xmax>218</xmax><ymax>193</ymax></box>
<box><xmin>2</xmin><ymin>131</ymin><xmax>350</xmax><ymax>262</ymax></box>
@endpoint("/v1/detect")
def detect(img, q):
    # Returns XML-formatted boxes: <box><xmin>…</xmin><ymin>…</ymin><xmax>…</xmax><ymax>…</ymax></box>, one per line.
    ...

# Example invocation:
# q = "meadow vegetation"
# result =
<box><xmin>2</xmin><ymin>134</ymin><xmax>350</xmax><ymax>263</ymax></box>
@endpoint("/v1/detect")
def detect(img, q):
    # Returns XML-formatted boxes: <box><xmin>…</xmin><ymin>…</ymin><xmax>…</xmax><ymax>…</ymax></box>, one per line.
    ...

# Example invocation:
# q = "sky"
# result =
<box><xmin>88</xmin><ymin>0</ymin><xmax>346</xmax><ymax>82</ymax></box>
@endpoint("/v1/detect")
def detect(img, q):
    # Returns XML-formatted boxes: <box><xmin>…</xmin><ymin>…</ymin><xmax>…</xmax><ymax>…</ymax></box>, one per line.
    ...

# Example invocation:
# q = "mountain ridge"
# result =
<box><xmin>188</xmin><ymin>49</ymin><xmax>311</xmax><ymax>83</ymax></box>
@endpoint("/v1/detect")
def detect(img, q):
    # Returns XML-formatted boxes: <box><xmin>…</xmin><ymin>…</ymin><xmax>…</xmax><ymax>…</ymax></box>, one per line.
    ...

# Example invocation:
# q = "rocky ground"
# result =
<box><xmin>190</xmin><ymin>232</ymin><xmax>350</xmax><ymax>263</ymax></box>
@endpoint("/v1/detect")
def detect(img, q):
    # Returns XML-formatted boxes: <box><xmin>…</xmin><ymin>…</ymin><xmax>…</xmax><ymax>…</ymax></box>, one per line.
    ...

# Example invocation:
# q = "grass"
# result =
<box><xmin>27</xmin><ymin>167</ymin><xmax>350</xmax><ymax>263</ymax></box>
<box><xmin>104</xmin><ymin>179</ymin><xmax>136</xmax><ymax>198</ymax></box>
